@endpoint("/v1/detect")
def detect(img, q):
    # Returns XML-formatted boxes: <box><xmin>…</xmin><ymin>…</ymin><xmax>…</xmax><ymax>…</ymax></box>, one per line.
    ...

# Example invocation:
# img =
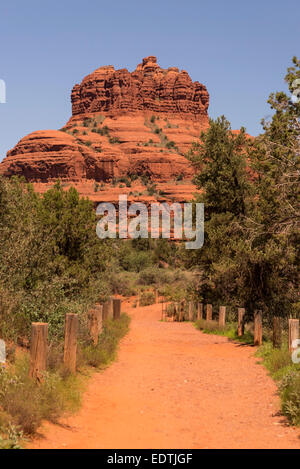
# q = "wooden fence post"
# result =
<box><xmin>155</xmin><ymin>289</ymin><xmax>159</xmax><ymax>304</ymax></box>
<box><xmin>206</xmin><ymin>304</ymin><xmax>212</xmax><ymax>321</ymax></box>
<box><xmin>288</xmin><ymin>319</ymin><xmax>299</xmax><ymax>353</ymax></box>
<box><xmin>95</xmin><ymin>304</ymin><xmax>103</xmax><ymax>333</ymax></box>
<box><xmin>29</xmin><ymin>322</ymin><xmax>48</xmax><ymax>381</ymax></box>
<box><xmin>113</xmin><ymin>298</ymin><xmax>121</xmax><ymax>320</ymax></box>
<box><xmin>254</xmin><ymin>310</ymin><xmax>263</xmax><ymax>346</ymax></box>
<box><xmin>188</xmin><ymin>302</ymin><xmax>194</xmax><ymax>321</ymax></box>
<box><xmin>103</xmin><ymin>301</ymin><xmax>110</xmax><ymax>322</ymax></box>
<box><xmin>89</xmin><ymin>308</ymin><xmax>102</xmax><ymax>345</ymax></box>
<box><xmin>108</xmin><ymin>297</ymin><xmax>113</xmax><ymax>319</ymax></box>
<box><xmin>197</xmin><ymin>303</ymin><xmax>203</xmax><ymax>321</ymax></box>
<box><xmin>179</xmin><ymin>300</ymin><xmax>185</xmax><ymax>322</ymax></box>
<box><xmin>64</xmin><ymin>313</ymin><xmax>78</xmax><ymax>373</ymax></box>
<box><xmin>172</xmin><ymin>302</ymin><xmax>177</xmax><ymax>321</ymax></box>
<box><xmin>219</xmin><ymin>306</ymin><xmax>226</xmax><ymax>327</ymax></box>
<box><xmin>237</xmin><ymin>308</ymin><xmax>245</xmax><ymax>337</ymax></box>
<box><xmin>273</xmin><ymin>317</ymin><xmax>282</xmax><ymax>349</ymax></box>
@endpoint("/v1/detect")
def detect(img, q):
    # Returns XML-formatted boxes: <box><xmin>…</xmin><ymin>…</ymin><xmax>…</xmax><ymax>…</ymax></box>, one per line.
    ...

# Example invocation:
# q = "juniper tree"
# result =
<box><xmin>188</xmin><ymin>59</ymin><xmax>299</xmax><ymax>320</ymax></box>
<box><xmin>242</xmin><ymin>57</ymin><xmax>300</xmax><ymax>318</ymax></box>
<box><xmin>185</xmin><ymin>116</ymin><xmax>252</xmax><ymax>305</ymax></box>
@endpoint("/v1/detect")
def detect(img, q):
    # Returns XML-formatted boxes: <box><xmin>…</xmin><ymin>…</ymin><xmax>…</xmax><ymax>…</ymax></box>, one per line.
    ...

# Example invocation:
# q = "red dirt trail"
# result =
<box><xmin>29</xmin><ymin>301</ymin><xmax>299</xmax><ymax>449</ymax></box>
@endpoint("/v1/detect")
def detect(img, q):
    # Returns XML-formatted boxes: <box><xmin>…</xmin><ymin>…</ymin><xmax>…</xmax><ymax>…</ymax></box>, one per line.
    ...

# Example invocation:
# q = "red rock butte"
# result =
<box><xmin>0</xmin><ymin>56</ymin><xmax>210</xmax><ymax>203</ymax></box>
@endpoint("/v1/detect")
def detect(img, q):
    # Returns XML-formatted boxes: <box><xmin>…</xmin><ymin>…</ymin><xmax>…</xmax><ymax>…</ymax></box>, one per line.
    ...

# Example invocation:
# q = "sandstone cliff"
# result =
<box><xmin>0</xmin><ymin>56</ymin><xmax>210</xmax><ymax>202</ymax></box>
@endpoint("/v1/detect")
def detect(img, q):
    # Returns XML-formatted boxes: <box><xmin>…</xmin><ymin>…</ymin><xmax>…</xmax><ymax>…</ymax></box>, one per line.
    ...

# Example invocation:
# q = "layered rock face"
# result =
<box><xmin>71</xmin><ymin>56</ymin><xmax>209</xmax><ymax>120</ymax></box>
<box><xmin>0</xmin><ymin>56</ymin><xmax>210</xmax><ymax>202</ymax></box>
<box><xmin>1</xmin><ymin>130</ymin><xmax>116</xmax><ymax>181</ymax></box>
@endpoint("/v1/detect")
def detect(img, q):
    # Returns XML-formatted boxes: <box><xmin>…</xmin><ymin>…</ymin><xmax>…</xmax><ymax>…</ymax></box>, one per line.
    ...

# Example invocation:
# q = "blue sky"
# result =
<box><xmin>0</xmin><ymin>0</ymin><xmax>299</xmax><ymax>160</ymax></box>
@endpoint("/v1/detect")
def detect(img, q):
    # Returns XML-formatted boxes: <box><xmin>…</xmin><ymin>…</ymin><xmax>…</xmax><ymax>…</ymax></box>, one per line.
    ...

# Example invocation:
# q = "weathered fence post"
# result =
<box><xmin>206</xmin><ymin>304</ymin><xmax>212</xmax><ymax>321</ymax></box>
<box><xmin>179</xmin><ymin>300</ymin><xmax>185</xmax><ymax>322</ymax></box>
<box><xmin>188</xmin><ymin>301</ymin><xmax>194</xmax><ymax>321</ymax></box>
<box><xmin>173</xmin><ymin>303</ymin><xmax>177</xmax><ymax>321</ymax></box>
<box><xmin>64</xmin><ymin>313</ymin><xmax>78</xmax><ymax>373</ymax></box>
<box><xmin>273</xmin><ymin>317</ymin><xmax>282</xmax><ymax>349</ymax></box>
<box><xmin>219</xmin><ymin>306</ymin><xmax>226</xmax><ymax>327</ymax></box>
<box><xmin>103</xmin><ymin>301</ymin><xmax>110</xmax><ymax>322</ymax></box>
<box><xmin>113</xmin><ymin>298</ymin><xmax>121</xmax><ymax>320</ymax></box>
<box><xmin>155</xmin><ymin>289</ymin><xmax>159</xmax><ymax>304</ymax></box>
<box><xmin>29</xmin><ymin>322</ymin><xmax>48</xmax><ymax>381</ymax></box>
<box><xmin>95</xmin><ymin>303</ymin><xmax>103</xmax><ymax>333</ymax></box>
<box><xmin>254</xmin><ymin>310</ymin><xmax>263</xmax><ymax>346</ymax></box>
<box><xmin>237</xmin><ymin>308</ymin><xmax>245</xmax><ymax>337</ymax></box>
<box><xmin>108</xmin><ymin>297</ymin><xmax>113</xmax><ymax>318</ymax></box>
<box><xmin>288</xmin><ymin>319</ymin><xmax>299</xmax><ymax>353</ymax></box>
<box><xmin>197</xmin><ymin>303</ymin><xmax>203</xmax><ymax>321</ymax></box>
<box><xmin>89</xmin><ymin>308</ymin><xmax>102</xmax><ymax>345</ymax></box>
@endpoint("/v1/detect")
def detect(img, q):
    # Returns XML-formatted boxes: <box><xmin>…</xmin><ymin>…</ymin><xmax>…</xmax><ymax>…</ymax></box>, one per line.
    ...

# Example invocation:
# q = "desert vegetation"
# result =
<box><xmin>0</xmin><ymin>178</ymin><xmax>195</xmax><ymax>446</ymax></box>
<box><xmin>0</xmin><ymin>59</ymin><xmax>299</xmax><ymax>447</ymax></box>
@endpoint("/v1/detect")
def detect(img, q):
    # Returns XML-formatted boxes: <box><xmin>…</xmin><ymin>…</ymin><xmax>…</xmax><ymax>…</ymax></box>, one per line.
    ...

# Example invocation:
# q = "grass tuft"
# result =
<box><xmin>256</xmin><ymin>342</ymin><xmax>300</xmax><ymax>426</ymax></box>
<box><xmin>81</xmin><ymin>314</ymin><xmax>130</xmax><ymax>368</ymax></box>
<box><xmin>0</xmin><ymin>355</ymin><xmax>82</xmax><ymax>436</ymax></box>
<box><xmin>194</xmin><ymin>319</ymin><xmax>253</xmax><ymax>344</ymax></box>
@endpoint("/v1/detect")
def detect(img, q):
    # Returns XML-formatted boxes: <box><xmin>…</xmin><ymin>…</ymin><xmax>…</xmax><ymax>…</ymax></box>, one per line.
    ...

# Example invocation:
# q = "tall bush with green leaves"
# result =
<box><xmin>0</xmin><ymin>179</ymin><xmax>112</xmax><ymax>340</ymax></box>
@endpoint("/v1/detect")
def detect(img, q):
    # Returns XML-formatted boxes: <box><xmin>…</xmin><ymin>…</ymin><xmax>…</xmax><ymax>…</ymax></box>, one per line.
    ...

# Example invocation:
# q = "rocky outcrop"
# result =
<box><xmin>0</xmin><ymin>130</ymin><xmax>116</xmax><ymax>182</ymax></box>
<box><xmin>0</xmin><ymin>56</ymin><xmax>210</xmax><ymax>201</ymax></box>
<box><xmin>0</xmin><ymin>127</ymin><xmax>194</xmax><ymax>183</ymax></box>
<box><xmin>71</xmin><ymin>56</ymin><xmax>209</xmax><ymax>121</ymax></box>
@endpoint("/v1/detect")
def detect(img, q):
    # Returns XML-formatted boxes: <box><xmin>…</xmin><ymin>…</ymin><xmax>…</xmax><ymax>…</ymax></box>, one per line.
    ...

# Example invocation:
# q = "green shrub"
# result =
<box><xmin>141</xmin><ymin>174</ymin><xmax>150</xmax><ymax>186</ymax></box>
<box><xmin>83</xmin><ymin>119</ymin><xmax>91</xmax><ymax>127</ymax></box>
<box><xmin>195</xmin><ymin>319</ymin><xmax>253</xmax><ymax>343</ymax></box>
<box><xmin>280</xmin><ymin>371</ymin><xmax>300</xmax><ymax>425</ymax></box>
<box><xmin>158</xmin><ymin>189</ymin><xmax>167</xmax><ymax>196</ymax></box>
<box><xmin>0</xmin><ymin>418</ymin><xmax>23</xmax><ymax>449</ymax></box>
<box><xmin>117</xmin><ymin>176</ymin><xmax>131</xmax><ymax>187</ymax></box>
<box><xmin>120</xmin><ymin>251</ymin><xmax>151</xmax><ymax>272</ymax></box>
<box><xmin>0</xmin><ymin>178</ymin><xmax>112</xmax><ymax>341</ymax></box>
<box><xmin>0</xmin><ymin>355</ymin><xmax>81</xmax><ymax>435</ymax></box>
<box><xmin>256</xmin><ymin>342</ymin><xmax>294</xmax><ymax>378</ymax></box>
<box><xmin>129</xmin><ymin>173</ymin><xmax>138</xmax><ymax>182</ymax></box>
<box><xmin>256</xmin><ymin>342</ymin><xmax>300</xmax><ymax>425</ymax></box>
<box><xmin>97</xmin><ymin>126</ymin><xmax>110</xmax><ymax>136</ymax></box>
<box><xmin>147</xmin><ymin>183</ymin><xmax>157</xmax><ymax>196</ymax></box>
<box><xmin>109</xmin><ymin>136</ymin><xmax>121</xmax><ymax>144</ymax></box>
<box><xmin>139</xmin><ymin>291</ymin><xmax>155</xmax><ymax>306</ymax></box>
<box><xmin>166</xmin><ymin>140</ymin><xmax>176</xmax><ymax>149</ymax></box>
<box><xmin>108</xmin><ymin>271</ymin><xmax>138</xmax><ymax>296</ymax></box>
<box><xmin>138</xmin><ymin>266</ymin><xmax>173</xmax><ymax>286</ymax></box>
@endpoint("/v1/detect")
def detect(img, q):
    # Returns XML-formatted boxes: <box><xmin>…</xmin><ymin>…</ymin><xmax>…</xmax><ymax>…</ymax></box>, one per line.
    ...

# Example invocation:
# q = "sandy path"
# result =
<box><xmin>29</xmin><ymin>301</ymin><xmax>299</xmax><ymax>449</ymax></box>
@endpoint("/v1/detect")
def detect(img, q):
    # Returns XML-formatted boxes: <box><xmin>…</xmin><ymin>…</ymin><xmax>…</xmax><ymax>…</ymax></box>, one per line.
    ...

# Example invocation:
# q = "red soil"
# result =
<box><xmin>29</xmin><ymin>301</ymin><xmax>299</xmax><ymax>449</ymax></box>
